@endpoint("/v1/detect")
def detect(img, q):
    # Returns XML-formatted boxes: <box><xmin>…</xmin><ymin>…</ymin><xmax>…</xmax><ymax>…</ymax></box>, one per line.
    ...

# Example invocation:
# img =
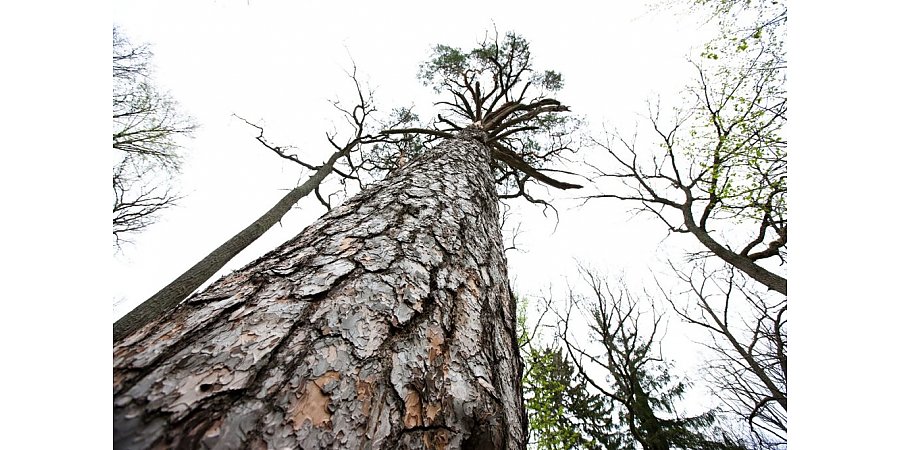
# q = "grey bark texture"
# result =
<box><xmin>681</xmin><ymin>204</ymin><xmax>787</xmax><ymax>296</ymax></box>
<box><xmin>113</xmin><ymin>131</ymin><xmax>526</xmax><ymax>450</ymax></box>
<box><xmin>113</xmin><ymin>146</ymin><xmax>349</xmax><ymax>343</ymax></box>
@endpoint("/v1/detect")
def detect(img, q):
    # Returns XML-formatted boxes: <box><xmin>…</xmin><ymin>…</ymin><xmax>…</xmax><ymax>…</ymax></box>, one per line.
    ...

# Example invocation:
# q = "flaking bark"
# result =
<box><xmin>114</xmin><ymin>131</ymin><xmax>525</xmax><ymax>449</ymax></box>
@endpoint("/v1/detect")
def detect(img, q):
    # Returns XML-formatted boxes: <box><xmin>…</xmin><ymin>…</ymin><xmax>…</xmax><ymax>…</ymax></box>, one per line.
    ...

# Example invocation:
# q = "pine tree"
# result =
<box><xmin>114</xmin><ymin>31</ymin><xmax>582</xmax><ymax>449</ymax></box>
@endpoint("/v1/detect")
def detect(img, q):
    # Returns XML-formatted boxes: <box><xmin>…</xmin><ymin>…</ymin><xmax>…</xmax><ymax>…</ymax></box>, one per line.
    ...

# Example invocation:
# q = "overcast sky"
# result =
<box><xmin>3</xmin><ymin>1</ymin><xmax>898</xmax><ymax>447</ymax></box>
<box><xmin>112</xmin><ymin>0</ymin><xmax>721</xmax><ymax>326</ymax></box>
<box><xmin>0</xmin><ymin>0</ymin><xmax>886</xmax><ymax>447</ymax></box>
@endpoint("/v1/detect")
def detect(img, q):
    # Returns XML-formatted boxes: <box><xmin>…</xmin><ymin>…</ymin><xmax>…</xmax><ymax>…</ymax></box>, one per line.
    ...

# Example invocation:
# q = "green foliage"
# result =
<box><xmin>417</xmin><ymin>44</ymin><xmax>468</xmax><ymax>89</ymax></box>
<box><xmin>522</xmin><ymin>340</ymin><xmax>740</xmax><ymax>450</ymax></box>
<box><xmin>418</xmin><ymin>30</ymin><xmax>564</xmax><ymax>107</ymax></box>
<box><xmin>518</xmin><ymin>283</ymin><xmax>748</xmax><ymax>450</ymax></box>
<box><xmin>524</xmin><ymin>348</ymin><xmax>586</xmax><ymax>449</ymax></box>
<box><xmin>686</xmin><ymin>0</ymin><xmax>787</xmax><ymax>229</ymax></box>
<box><xmin>396</xmin><ymin>29</ymin><xmax>583</xmax><ymax>201</ymax></box>
<box><xmin>534</xmin><ymin>70</ymin><xmax>564</xmax><ymax>92</ymax></box>
<box><xmin>516</xmin><ymin>295</ymin><xmax>531</xmax><ymax>348</ymax></box>
<box><xmin>523</xmin><ymin>347</ymin><xmax>621</xmax><ymax>450</ymax></box>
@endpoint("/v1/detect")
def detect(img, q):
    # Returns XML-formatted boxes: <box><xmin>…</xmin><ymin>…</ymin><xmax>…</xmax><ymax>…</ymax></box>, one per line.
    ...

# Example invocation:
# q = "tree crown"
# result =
<box><xmin>381</xmin><ymin>30</ymin><xmax>584</xmax><ymax>206</ymax></box>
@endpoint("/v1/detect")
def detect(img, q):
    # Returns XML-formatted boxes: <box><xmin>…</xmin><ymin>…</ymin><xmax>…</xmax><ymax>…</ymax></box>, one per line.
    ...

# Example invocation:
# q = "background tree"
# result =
<box><xmin>114</xmin><ymin>31</ymin><xmax>582</xmax><ymax>449</ymax></box>
<box><xmin>661</xmin><ymin>263</ymin><xmax>786</xmax><ymax>448</ymax></box>
<box><xmin>523</xmin><ymin>346</ymin><xmax>620</xmax><ymax>450</ymax></box>
<box><xmin>113</xmin><ymin>25</ymin><xmax>196</xmax><ymax>249</ymax></box>
<box><xmin>517</xmin><ymin>297</ymin><xmax>619</xmax><ymax>449</ymax></box>
<box><xmin>587</xmin><ymin>0</ymin><xmax>786</xmax><ymax>295</ymax></box>
<box><xmin>113</xmin><ymin>69</ymin><xmax>389</xmax><ymax>342</ymax></box>
<box><xmin>585</xmin><ymin>1</ymin><xmax>787</xmax><ymax>446</ymax></box>
<box><xmin>550</xmin><ymin>272</ymin><xmax>746</xmax><ymax>450</ymax></box>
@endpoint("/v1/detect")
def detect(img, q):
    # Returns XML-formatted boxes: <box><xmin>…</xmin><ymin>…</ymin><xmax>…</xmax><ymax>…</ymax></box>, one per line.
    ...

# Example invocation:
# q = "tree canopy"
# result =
<box><xmin>381</xmin><ymin>30</ymin><xmax>584</xmax><ymax>209</ymax></box>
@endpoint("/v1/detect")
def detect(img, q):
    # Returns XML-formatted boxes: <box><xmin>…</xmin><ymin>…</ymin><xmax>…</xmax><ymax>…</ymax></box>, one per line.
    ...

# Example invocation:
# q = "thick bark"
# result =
<box><xmin>113</xmin><ymin>146</ymin><xmax>349</xmax><ymax>343</ymax></box>
<box><xmin>114</xmin><ymin>132</ymin><xmax>526</xmax><ymax>449</ymax></box>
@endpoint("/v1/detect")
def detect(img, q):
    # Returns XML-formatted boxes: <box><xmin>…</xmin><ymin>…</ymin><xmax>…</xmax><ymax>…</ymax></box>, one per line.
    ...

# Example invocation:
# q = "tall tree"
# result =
<box><xmin>661</xmin><ymin>262</ymin><xmax>786</xmax><ymax>448</ymax></box>
<box><xmin>522</xmin><ymin>345</ymin><xmax>621</xmax><ymax>449</ymax></box>
<box><xmin>114</xmin><ymin>31</ymin><xmax>582</xmax><ymax>449</ymax></box>
<box><xmin>587</xmin><ymin>0</ymin><xmax>786</xmax><ymax>295</ymax></box>
<box><xmin>587</xmin><ymin>1</ymin><xmax>787</xmax><ymax>446</ymax></box>
<box><xmin>113</xmin><ymin>25</ymin><xmax>196</xmax><ymax>249</ymax></box>
<box><xmin>113</xmin><ymin>71</ymin><xmax>382</xmax><ymax>343</ymax></box>
<box><xmin>516</xmin><ymin>297</ymin><xmax>617</xmax><ymax>449</ymax></box>
<box><xmin>552</xmin><ymin>273</ymin><xmax>746</xmax><ymax>450</ymax></box>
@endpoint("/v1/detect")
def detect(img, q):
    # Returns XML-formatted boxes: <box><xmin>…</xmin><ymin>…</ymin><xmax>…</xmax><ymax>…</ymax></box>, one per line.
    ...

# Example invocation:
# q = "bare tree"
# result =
<box><xmin>586</xmin><ymin>0</ymin><xmax>787</xmax><ymax>296</ymax></box>
<box><xmin>581</xmin><ymin>3</ymin><xmax>788</xmax><ymax>442</ymax></box>
<box><xmin>113</xmin><ymin>25</ymin><xmax>196</xmax><ymax>248</ymax></box>
<box><xmin>114</xmin><ymin>31</ymin><xmax>582</xmax><ymax>449</ymax></box>
<box><xmin>661</xmin><ymin>262</ymin><xmax>786</xmax><ymax>448</ymax></box>
<box><xmin>113</xmin><ymin>69</ymin><xmax>388</xmax><ymax>342</ymax></box>
<box><xmin>587</xmin><ymin>45</ymin><xmax>785</xmax><ymax>295</ymax></box>
<box><xmin>554</xmin><ymin>271</ymin><xmax>744</xmax><ymax>450</ymax></box>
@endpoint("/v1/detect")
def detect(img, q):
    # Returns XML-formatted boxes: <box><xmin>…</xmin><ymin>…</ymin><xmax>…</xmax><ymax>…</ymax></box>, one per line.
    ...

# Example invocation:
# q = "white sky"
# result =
<box><xmin>108</xmin><ymin>4</ymin><xmax>740</xmax><ymax>416</ymax></box>
<box><xmin>2</xmin><ymin>1</ymin><xmax>898</xmax><ymax>448</ymax></box>
<box><xmin>111</xmin><ymin>0</ymin><xmax>717</xmax><ymax>321</ymax></box>
<box><xmin>108</xmin><ymin>3</ymin><xmax>745</xmax><ymax>433</ymax></box>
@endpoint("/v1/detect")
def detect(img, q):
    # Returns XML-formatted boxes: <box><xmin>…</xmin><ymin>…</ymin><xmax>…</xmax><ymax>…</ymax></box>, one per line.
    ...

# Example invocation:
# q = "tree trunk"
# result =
<box><xmin>681</xmin><ymin>204</ymin><xmax>787</xmax><ymax>296</ymax></box>
<box><xmin>113</xmin><ymin>145</ymin><xmax>349</xmax><ymax>343</ymax></box>
<box><xmin>113</xmin><ymin>131</ymin><xmax>526</xmax><ymax>450</ymax></box>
